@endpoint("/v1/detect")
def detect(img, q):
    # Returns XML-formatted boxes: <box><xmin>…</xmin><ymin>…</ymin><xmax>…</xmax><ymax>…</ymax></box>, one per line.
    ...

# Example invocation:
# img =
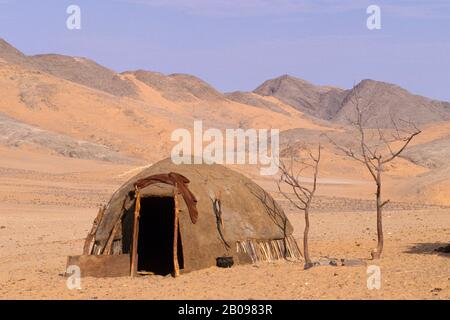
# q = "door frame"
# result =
<box><xmin>130</xmin><ymin>189</ymin><xmax>182</xmax><ymax>277</ymax></box>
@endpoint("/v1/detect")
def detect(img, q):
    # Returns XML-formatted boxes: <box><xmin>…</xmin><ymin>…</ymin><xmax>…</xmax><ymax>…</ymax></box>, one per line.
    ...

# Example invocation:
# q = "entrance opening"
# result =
<box><xmin>137</xmin><ymin>196</ymin><xmax>184</xmax><ymax>275</ymax></box>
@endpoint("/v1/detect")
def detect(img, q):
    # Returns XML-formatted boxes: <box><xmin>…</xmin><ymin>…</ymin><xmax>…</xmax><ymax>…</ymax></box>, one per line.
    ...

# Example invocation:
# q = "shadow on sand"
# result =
<box><xmin>404</xmin><ymin>243</ymin><xmax>450</xmax><ymax>258</ymax></box>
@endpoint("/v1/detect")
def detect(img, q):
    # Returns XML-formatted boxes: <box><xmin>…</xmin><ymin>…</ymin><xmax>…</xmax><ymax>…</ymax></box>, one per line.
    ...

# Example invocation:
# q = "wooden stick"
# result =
<box><xmin>83</xmin><ymin>205</ymin><xmax>105</xmax><ymax>255</ymax></box>
<box><xmin>130</xmin><ymin>187</ymin><xmax>141</xmax><ymax>277</ymax></box>
<box><xmin>103</xmin><ymin>218</ymin><xmax>121</xmax><ymax>255</ymax></box>
<box><xmin>173</xmin><ymin>193</ymin><xmax>180</xmax><ymax>277</ymax></box>
<box><xmin>100</xmin><ymin>198</ymin><xmax>129</xmax><ymax>255</ymax></box>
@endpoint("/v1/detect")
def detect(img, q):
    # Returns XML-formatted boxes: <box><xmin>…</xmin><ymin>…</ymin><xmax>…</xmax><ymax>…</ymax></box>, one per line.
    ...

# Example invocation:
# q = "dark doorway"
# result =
<box><xmin>137</xmin><ymin>196</ymin><xmax>184</xmax><ymax>275</ymax></box>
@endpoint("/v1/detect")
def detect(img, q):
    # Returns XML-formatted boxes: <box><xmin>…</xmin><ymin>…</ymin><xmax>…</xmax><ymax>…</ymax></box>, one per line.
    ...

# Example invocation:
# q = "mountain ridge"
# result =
<box><xmin>2</xmin><ymin>38</ymin><xmax>449</xmax><ymax>128</ymax></box>
<box><xmin>1</xmin><ymin>38</ymin><xmax>450</xmax><ymax>206</ymax></box>
<box><xmin>253</xmin><ymin>74</ymin><xmax>450</xmax><ymax>127</ymax></box>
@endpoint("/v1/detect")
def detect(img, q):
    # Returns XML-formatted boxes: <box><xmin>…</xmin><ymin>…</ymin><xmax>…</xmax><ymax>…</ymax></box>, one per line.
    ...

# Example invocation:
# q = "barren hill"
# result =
<box><xmin>333</xmin><ymin>79</ymin><xmax>450</xmax><ymax>128</ymax></box>
<box><xmin>225</xmin><ymin>91</ymin><xmax>289</xmax><ymax>115</ymax></box>
<box><xmin>0</xmin><ymin>39</ymin><xmax>320</xmax><ymax>164</ymax></box>
<box><xmin>402</xmin><ymin>134</ymin><xmax>450</xmax><ymax>169</ymax></box>
<box><xmin>254</xmin><ymin>75</ymin><xmax>346</xmax><ymax>120</ymax></box>
<box><xmin>254</xmin><ymin>75</ymin><xmax>450</xmax><ymax>128</ymax></box>
<box><xmin>28</xmin><ymin>54</ymin><xmax>139</xmax><ymax>98</ymax></box>
<box><xmin>0</xmin><ymin>62</ymin><xmax>179</xmax><ymax>162</ymax></box>
<box><xmin>0</xmin><ymin>39</ymin><xmax>28</xmax><ymax>64</ymax></box>
<box><xmin>125</xmin><ymin>70</ymin><xmax>224</xmax><ymax>102</ymax></box>
<box><xmin>0</xmin><ymin>112</ymin><xmax>136</xmax><ymax>164</ymax></box>
<box><xmin>1</xmin><ymin>38</ymin><xmax>450</xmax><ymax>206</ymax></box>
<box><xmin>0</xmin><ymin>39</ymin><xmax>138</xmax><ymax>97</ymax></box>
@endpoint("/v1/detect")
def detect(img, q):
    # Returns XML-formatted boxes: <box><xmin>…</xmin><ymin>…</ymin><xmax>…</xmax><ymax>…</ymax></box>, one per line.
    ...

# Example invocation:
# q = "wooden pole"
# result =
<box><xmin>83</xmin><ymin>205</ymin><xmax>105</xmax><ymax>255</ymax></box>
<box><xmin>103</xmin><ymin>219</ymin><xmax>121</xmax><ymax>255</ymax></box>
<box><xmin>130</xmin><ymin>187</ymin><xmax>141</xmax><ymax>277</ymax></box>
<box><xmin>173</xmin><ymin>193</ymin><xmax>180</xmax><ymax>277</ymax></box>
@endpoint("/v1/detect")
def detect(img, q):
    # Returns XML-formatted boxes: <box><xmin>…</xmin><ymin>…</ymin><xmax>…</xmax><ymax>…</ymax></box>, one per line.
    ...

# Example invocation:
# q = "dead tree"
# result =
<box><xmin>329</xmin><ymin>89</ymin><xmax>421</xmax><ymax>259</ymax></box>
<box><xmin>278</xmin><ymin>144</ymin><xmax>321</xmax><ymax>268</ymax></box>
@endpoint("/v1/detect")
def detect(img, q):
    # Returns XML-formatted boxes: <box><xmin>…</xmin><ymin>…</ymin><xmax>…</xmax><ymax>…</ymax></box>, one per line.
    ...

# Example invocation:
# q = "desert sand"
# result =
<box><xmin>0</xmin><ymin>149</ymin><xmax>448</xmax><ymax>300</ymax></box>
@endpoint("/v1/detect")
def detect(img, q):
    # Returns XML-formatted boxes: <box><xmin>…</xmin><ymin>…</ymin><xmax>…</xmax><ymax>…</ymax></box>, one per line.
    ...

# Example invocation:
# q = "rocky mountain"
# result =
<box><xmin>5</xmin><ymin>37</ymin><xmax>448</xmax><ymax>130</ymax></box>
<box><xmin>125</xmin><ymin>70</ymin><xmax>224</xmax><ymax>102</ymax></box>
<box><xmin>0</xmin><ymin>38</ymin><xmax>312</xmax><ymax>164</ymax></box>
<box><xmin>402</xmin><ymin>134</ymin><xmax>450</xmax><ymax>169</ymax></box>
<box><xmin>253</xmin><ymin>75</ymin><xmax>347</xmax><ymax>120</ymax></box>
<box><xmin>333</xmin><ymin>79</ymin><xmax>450</xmax><ymax>128</ymax></box>
<box><xmin>0</xmin><ymin>41</ymin><xmax>139</xmax><ymax>98</ymax></box>
<box><xmin>1</xmin><ymin>38</ymin><xmax>450</xmax><ymax>205</ymax></box>
<box><xmin>253</xmin><ymin>75</ymin><xmax>450</xmax><ymax>128</ymax></box>
<box><xmin>27</xmin><ymin>54</ymin><xmax>139</xmax><ymax>98</ymax></box>
<box><xmin>0</xmin><ymin>39</ymin><xmax>28</xmax><ymax>64</ymax></box>
<box><xmin>225</xmin><ymin>91</ymin><xmax>289</xmax><ymax>115</ymax></box>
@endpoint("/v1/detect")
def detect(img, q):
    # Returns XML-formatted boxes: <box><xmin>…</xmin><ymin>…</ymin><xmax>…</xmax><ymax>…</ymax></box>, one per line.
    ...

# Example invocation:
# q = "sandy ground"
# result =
<box><xmin>0</xmin><ymin>155</ymin><xmax>448</xmax><ymax>300</ymax></box>
<box><xmin>0</xmin><ymin>205</ymin><xmax>448</xmax><ymax>300</ymax></box>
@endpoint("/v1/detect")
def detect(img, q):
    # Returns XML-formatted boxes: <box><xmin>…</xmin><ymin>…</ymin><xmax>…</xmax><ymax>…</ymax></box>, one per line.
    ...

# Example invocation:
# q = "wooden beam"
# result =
<box><xmin>130</xmin><ymin>187</ymin><xmax>141</xmax><ymax>277</ymax></box>
<box><xmin>83</xmin><ymin>205</ymin><xmax>105</xmax><ymax>255</ymax></box>
<box><xmin>173</xmin><ymin>193</ymin><xmax>180</xmax><ymax>277</ymax></box>
<box><xmin>103</xmin><ymin>218</ymin><xmax>122</xmax><ymax>255</ymax></box>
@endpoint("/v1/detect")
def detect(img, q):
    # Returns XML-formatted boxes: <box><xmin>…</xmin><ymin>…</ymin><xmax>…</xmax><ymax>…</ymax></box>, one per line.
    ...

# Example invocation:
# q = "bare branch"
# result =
<box><xmin>382</xmin><ymin>128</ymin><xmax>421</xmax><ymax>164</ymax></box>
<box><xmin>381</xmin><ymin>200</ymin><xmax>390</xmax><ymax>208</ymax></box>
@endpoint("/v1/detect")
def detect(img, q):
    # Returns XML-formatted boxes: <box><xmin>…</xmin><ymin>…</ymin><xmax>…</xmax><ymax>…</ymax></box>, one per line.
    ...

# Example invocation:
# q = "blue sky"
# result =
<box><xmin>0</xmin><ymin>0</ymin><xmax>449</xmax><ymax>101</ymax></box>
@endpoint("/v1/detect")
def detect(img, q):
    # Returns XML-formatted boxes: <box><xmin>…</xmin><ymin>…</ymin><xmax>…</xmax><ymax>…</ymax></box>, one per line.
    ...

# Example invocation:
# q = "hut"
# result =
<box><xmin>67</xmin><ymin>158</ymin><xmax>301</xmax><ymax>277</ymax></box>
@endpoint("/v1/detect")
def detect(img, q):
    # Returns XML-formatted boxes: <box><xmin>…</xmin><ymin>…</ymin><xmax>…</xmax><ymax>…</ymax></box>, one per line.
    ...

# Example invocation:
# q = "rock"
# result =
<box><xmin>341</xmin><ymin>259</ymin><xmax>367</xmax><ymax>267</ymax></box>
<box><xmin>435</xmin><ymin>244</ymin><xmax>450</xmax><ymax>253</ymax></box>
<box><xmin>316</xmin><ymin>257</ymin><xmax>339</xmax><ymax>266</ymax></box>
<box><xmin>329</xmin><ymin>260</ymin><xmax>338</xmax><ymax>266</ymax></box>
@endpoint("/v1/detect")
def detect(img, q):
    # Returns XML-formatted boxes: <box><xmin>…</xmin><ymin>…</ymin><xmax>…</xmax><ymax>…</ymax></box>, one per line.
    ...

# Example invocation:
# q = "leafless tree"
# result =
<box><xmin>277</xmin><ymin>144</ymin><xmax>321</xmax><ymax>268</ymax></box>
<box><xmin>328</xmin><ymin>89</ymin><xmax>421</xmax><ymax>259</ymax></box>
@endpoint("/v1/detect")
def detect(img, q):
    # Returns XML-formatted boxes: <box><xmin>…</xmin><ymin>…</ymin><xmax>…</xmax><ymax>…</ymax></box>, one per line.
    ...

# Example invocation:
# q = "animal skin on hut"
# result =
<box><xmin>134</xmin><ymin>172</ymin><xmax>199</xmax><ymax>224</ymax></box>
